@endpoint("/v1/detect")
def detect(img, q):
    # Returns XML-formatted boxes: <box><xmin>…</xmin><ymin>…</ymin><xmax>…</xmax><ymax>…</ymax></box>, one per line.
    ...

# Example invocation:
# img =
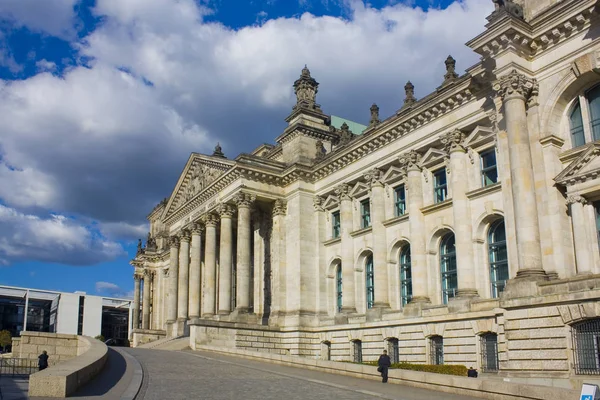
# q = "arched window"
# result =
<box><xmin>488</xmin><ymin>220</ymin><xmax>509</xmax><ymax>298</ymax></box>
<box><xmin>568</xmin><ymin>85</ymin><xmax>600</xmax><ymax>148</ymax></box>
<box><xmin>573</xmin><ymin>319</ymin><xmax>600</xmax><ymax>374</ymax></box>
<box><xmin>387</xmin><ymin>338</ymin><xmax>399</xmax><ymax>364</ymax></box>
<box><xmin>366</xmin><ymin>254</ymin><xmax>374</xmax><ymax>309</ymax></box>
<box><xmin>336</xmin><ymin>263</ymin><xmax>343</xmax><ymax>313</ymax></box>
<box><xmin>430</xmin><ymin>336</ymin><xmax>444</xmax><ymax>365</ymax></box>
<box><xmin>399</xmin><ymin>246</ymin><xmax>412</xmax><ymax>306</ymax></box>
<box><xmin>440</xmin><ymin>233</ymin><xmax>457</xmax><ymax>305</ymax></box>
<box><xmin>352</xmin><ymin>340</ymin><xmax>363</xmax><ymax>363</ymax></box>
<box><xmin>480</xmin><ymin>333</ymin><xmax>499</xmax><ymax>372</ymax></box>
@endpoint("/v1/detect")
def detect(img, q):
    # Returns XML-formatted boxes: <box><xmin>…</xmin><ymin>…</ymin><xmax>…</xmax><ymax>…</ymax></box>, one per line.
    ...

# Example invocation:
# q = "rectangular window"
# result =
<box><xmin>360</xmin><ymin>199</ymin><xmax>371</xmax><ymax>228</ymax></box>
<box><xmin>394</xmin><ymin>185</ymin><xmax>406</xmax><ymax>216</ymax></box>
<box><xmin>480</xmin><ymin>149</ymin><xmax>498</xmax><ymax>187</ymax></box>
<box><xmin>433</xmin><ymin>168</ymin><xmax>447</xmax><ymax>204</ymax></box>
<box><xmin>595</xmin><ymin>202</ymin><xmax>600</xmax><ymax>249</ymax></box>
<box><xmin>332</xmin><ymin>211</ymin><xmax>341</xmax><ymax>239</ymax></box>
<box><xmin>77</xmin><ymin>296</ymin><xmax>85</xmax><ymax>336</ymax></box>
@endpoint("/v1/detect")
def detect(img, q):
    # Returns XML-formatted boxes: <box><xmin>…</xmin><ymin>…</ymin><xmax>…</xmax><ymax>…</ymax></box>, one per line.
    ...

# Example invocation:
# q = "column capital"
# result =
<box><xmin>179</xmin><ymin>229</ymin><xmax>191</xmax><ymax>242</ymax></box>
<box><xmin>441</xmin><ymin>129</ymin><xmax>466</xmax><ymax>153</ymax></box>
<box><xmin>143</xmin><ymin>268</ymin><xmax>154</xmax><ymax>278</ymax></box>
<box><xmin>233</xmin><ymin>193</ymin><xmax>256</xmax><ymax>209</ymax></box>
<box><xmin>273</xmin><ymin>199</ymin><xmax>287</xmax><ymax>216</ymax></box>
<box><xmin>134</xmin><ymin>273</ymin><xmax>143</xmax><ymax>282</ymax></box>
<box><xmin>567</xmin><ymin>194</ymin><xmax>588</xmax><ymax>206</ymax></box>
<box><xmin>205</xmin><ymin>213</ymin><xmax>219</xmax><ymax>227</ymax></box>
<box><xmin>191</xmin><ymin>223</ymin><xmax>204</xmax><ymax>235</ymax></box>
<box><xmin>169</xmin><ymin>236</ymin><xmax>180</xmax><ymax>248</ymax></box>
<box><xmin>399</xmin><ymin>150</ymin><xmax>422</xmax><ymax>172</ymax></box>
<box><xmin>334</xmin><ymin>183</ymin><xmax>352</xmax><ymax>201</ymax></box>
<box><xmin>217</xmin><ymin>203</ymin><xmax>235</xmax><ymax>218</ymax></box>
<box><xmin>363</xmin><ymin>168</ymin><xmax>384</xmax><ymax>188</ymax></box>
<box><xmin>313</xmin><ymin>195</ymin><xmax>325</xmax><ymax>212</ymax></box>
<box><xmin>493</xmin><ymin>69</ymin><xmax>538</xmax><ymax>104</ymax></box>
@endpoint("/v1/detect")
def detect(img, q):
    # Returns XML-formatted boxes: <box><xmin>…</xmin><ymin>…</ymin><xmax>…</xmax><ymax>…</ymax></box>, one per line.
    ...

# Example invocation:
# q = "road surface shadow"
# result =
<box><xmin>68</xmin><ymin>347</ymin><xmax>127</xmax><ymax>397</ymax></box>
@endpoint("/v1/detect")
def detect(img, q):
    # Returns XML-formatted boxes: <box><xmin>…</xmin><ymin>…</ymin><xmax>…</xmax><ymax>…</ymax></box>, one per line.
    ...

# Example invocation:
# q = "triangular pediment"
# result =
<box><xmin>163</xmin><ymin>153</ymin><xmax>235</xmax><ymax>219</ymax></box>
<box><xmin>555</xmin><ymin>143</ymin><xmax>600</xmax><ymax>186</ymax></box>
<box><xmin>382</xmin><ymin>165</ymin><xmax>406</xmax><ymax>185</ymax></box>
<box><xmin>463</xmin><ymin>126</ymin><xmax>494</xmax><ymax>148</ymax></box>
<box><xmin>322</xmin><ymin>195</ymin><xmax>340</xmax><ymax>210</ymax></box>
<box><xmin>420</xmin><ymin>148</ymin><xmax>447</xmax><ymax>169</ymax></box>
<box><xmin>349</xmin><ymin>181</ymin><xmax>370</xmax><ymax>198</ymax></box>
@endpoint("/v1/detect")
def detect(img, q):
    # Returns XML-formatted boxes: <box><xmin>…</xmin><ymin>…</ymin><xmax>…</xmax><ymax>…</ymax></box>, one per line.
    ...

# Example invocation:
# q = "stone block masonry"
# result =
<box><xmin>11</xmin><ymin>332</ymin><xmax>80</xmax><ymax>365</ymax></box>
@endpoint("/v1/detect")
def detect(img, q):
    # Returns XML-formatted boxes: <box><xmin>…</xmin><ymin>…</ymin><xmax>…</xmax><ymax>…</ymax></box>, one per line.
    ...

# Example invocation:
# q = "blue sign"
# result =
<box><xmin>582</xmin><ymin>395</ymin><xmax>593</xmax><ymax>400</ymax></box>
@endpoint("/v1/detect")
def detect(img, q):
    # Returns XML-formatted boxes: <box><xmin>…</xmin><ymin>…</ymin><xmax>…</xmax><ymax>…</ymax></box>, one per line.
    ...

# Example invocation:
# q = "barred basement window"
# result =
<box><xmin>352</xmin><ymin>340</ymin><xmax>363</xmax><ymax>363</ymax></box>
<box><xmin>387</xmin><ymin>338</ymin><xmax>399</xmax><ymax>364</ymax></box>
<box><xmin>573</xmin><ymin>319</ymin><xmax>600</xmax><ymax>375</ymax></box>
<box><xmin>430</xmin><ymin>336</ymin><xmax>444</xmax><ymax>365</ymax></box>
<box><xmin>480</xmin><ymin>333</ymin><xmax>499</xmax><ymax>372</ymax></box>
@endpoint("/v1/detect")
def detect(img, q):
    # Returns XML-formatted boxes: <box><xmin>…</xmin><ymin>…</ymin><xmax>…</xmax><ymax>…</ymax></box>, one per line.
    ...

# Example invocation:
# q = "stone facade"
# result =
<box><xmin>131</xmin><ymin>0</ymin><xmax>600</xmax><ymax>384</ymax></box>
<box><xmin>12</xmin><ymin>332</ymin><xmax>81</xmax><ymax>365</ymax></box>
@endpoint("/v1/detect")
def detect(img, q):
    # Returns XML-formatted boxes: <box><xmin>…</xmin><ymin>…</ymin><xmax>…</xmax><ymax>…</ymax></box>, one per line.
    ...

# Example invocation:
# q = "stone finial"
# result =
<box><xmin>403</xmin><ymin>81</ymin><xmax>416</xmax><ymax>108</ymax></box>
<box><xmin>273</xmin><ymin>199</ymin><xmax>287</xmax><ymax>216</ymax></box>
<box><xmin>313</xmin><ymin>195</ymin><xmax>325</xmax><ymax>212</ymax></box>
<box><xmin>212</xmin><ymin>143</ymin><xmax>226</xmax><ymax>158</ymax></box>
<box><xmin>334</xmin><ymin>183</ymin><xmax>351</xmax><ymax>201</ymax></box>
<box><xmin>441</xmin><ymin>130</ymin><xmax>466</xmax><ymax>153</ymax></box>
<box><xmin>444</xmin><ymin>56</ymin><xmax>459</xmax><ymax>83</ymax></box>
<box><xmin>136</xmin><ymin>239</ymin><xmax>144</xmax><ymax>255</ymax></box>
<box><xmin>338</xmin><ymin>122</ymin><xmax>353</xmax><ymax>145</ymax></box>
<box><xmin>369</xmin><ymin>104</ymin><xmax>380</xmax><ymax>127</ymax></box>
<box><xmin>493</xmin><ymin>69</ymin><xmax>538</xmax><ymax>106</ymax></box>
<box><xmin>293</xmin><ymin>65</ymin><xmax>321</xmax><ymax>112</ymax></box>
<box><xmin>399</xmin><ymin>150</ymin><xmax>422</xmax><ymax>171</ymax></box>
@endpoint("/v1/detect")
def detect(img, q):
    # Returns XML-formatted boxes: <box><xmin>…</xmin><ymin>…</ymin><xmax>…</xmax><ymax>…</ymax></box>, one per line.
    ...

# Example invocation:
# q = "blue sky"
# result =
<box><xmin>0</xmin><ymin>0</ymin><xmax>492</xmax><ymax>299</ymax></box>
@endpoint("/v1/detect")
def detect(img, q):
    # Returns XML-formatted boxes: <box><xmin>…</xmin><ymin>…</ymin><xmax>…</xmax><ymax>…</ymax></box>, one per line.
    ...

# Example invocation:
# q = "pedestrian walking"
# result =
<box><xmin>38</xmin><ymin>350</ymin><xmax>49</xmax><ymax>371</ymax></box>
<box><xmin>377</xmin><ymin>349</ymin><xmax>392</xmax><ymax>383</ymax></box>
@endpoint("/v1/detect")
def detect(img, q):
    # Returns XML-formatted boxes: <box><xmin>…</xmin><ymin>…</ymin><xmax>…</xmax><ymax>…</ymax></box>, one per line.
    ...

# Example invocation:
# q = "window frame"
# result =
<box><xmin>440</xmin><ymin>233</ymin><xmax>457</xmax><ymax>305</ymax></box>
<box><xmin>352</xmin><ymin>340</ymin><xmax>363</xmax><ymax>363</ymax></box>
<box><xmin>365</xmin><ymin>254</ymin><xmax>375</xmax><ymax>310</ymax></box>
<box><xmin>480</xmin><ymin>148</ymin><xmax>498</xmax><ymax>187</ymax></box>
<box><xmin>336</xmin><ymin>263</ymin><xmax>343</xmax><ymax>313</ymax></box>
<box><xmin>360</xmin><ymin>199</ymin><xmax>371</xmax><ymax>229</ymax></box>
<box><xmin>430</xmin><ymin>336</ymin><xmax>444</xmax><ymax>365</ymax></box>
<box><xmin>399</xmin><ymin>246</ymin><xmax>412</xmax><ymax>306</ymax></box>
<box><xmin>433</xmin><ymin>168</ymin><xmax>448</xmax><ymax>204</ymax></box>
<box><xmin>394</xmin><ymin>184</ymin><xmax>407</xmax><ymax>217</ymax></box>
<box><xmin>388</xmin><ymin>338</ymin><xmax>400</xmax><ymax>364</ymax></box>
<box><xmin>332</xmin><ymin>210</ymin><xmax>341</xmax><ymax>239</ymax></box>
<box><xmin>488</xmin><ymin>220</ymin><xmax>509</xmax><ymax>298</ymax></box>
<box><xmin>567</xmin><ymin>84</ymin><xmax>600</xmax><ymax>149</ymax></box>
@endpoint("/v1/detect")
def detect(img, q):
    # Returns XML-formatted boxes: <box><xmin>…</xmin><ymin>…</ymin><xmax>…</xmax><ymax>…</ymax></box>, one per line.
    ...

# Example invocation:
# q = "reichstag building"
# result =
<box><xmin>130</xmin><ymin>0</ymin><xmax>600</xmax><ymax>384</ymax></box>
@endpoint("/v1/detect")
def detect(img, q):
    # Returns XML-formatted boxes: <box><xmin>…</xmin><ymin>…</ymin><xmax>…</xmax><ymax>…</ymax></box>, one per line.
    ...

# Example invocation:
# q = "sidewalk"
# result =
<box><xmin>0</xmin><ymin>376</ymin><xmax>28</xmax><ymax>400</ymax></box>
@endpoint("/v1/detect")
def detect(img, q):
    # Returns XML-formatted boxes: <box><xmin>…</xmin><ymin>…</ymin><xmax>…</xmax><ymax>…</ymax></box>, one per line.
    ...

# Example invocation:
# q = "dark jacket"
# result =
<box><xmin>378</xmin><ymin>354</ymin><xmax>391</xmax><ymax>368</ymax></box>
<box><xmin>38</xmin><ymin>353</ymin><xmax>49</xmax><ymax>368</ymax></box>
<box><xmin>467</xmin><ymin>368</ymin><xmax>478</xmax><ymax>378</ymax></box>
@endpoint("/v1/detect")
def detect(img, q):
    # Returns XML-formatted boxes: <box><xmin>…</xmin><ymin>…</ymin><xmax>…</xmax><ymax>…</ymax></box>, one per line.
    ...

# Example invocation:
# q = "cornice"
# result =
<box><xmin>382</xmin><ymin>214</ymin><xmax>409</xmax><ymax>228</ymax></box>
<box><xmin>421</xmin><ymin>199</ymin><xmax>453</xmax><ymax>215</ymax></box>
<box><xmin>323</xmin><ymin>237</ymin><xmax>342</xmax><ymax>247</ymax></box>
<box><xmin>466</xmin><ymin>182</ymin><xmax>502</xmax><ymax>200</ymax></box>
<box><xmin>276</xmin><ymin>122</ymin><xmax>338</xmax><ymax>145</ymax></box>
<box><xmin>350</xmin><ymin>226</ymin><xmax>372</xmax><ymax>238</ymax></box>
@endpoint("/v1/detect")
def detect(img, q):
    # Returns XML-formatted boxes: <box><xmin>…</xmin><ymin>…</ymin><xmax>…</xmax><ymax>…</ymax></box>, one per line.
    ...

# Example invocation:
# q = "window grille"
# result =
<box><xmin>353</xmin><ymin>340</ymin><xmax>363</xmax><ymax>363</ymax></box>
<box><xmin>388</xmin><ymin>338</ymin><xmax>399</xmax><ymax>364</ymax></box>
<box><xmin>480</xmin><ymin>150</ymin><xmax>498</xmax><ymax>187</ymax></box>
<box><xmin>573</xmin><ymin>319</ymin><xmax>600</xmax><ymax>375</ymax></box>
<box><xmin>361</xmin><ymin>199</ymin><xmax>371</xmax><ymax>228</ymax></box>
<box><xmin>400</xmin><ymin>246</ymin><xmax>412</xmax><ymax>306</ymax></box>
<box><xmin>488</xmin><ymin>220</ymin><xmax>508</xmax><ymax>298</ymax></box>
<box><xmin>365</xmin><ymin>255</ymin><xmax>375</xmax><ymax>309</ymax></box>
<box><xmin>480</xmin><ymin>333</ymin><xmax>499</xmax><ymax>372</ymax></box>
<box><xmin>394</xmin><ymin>185</ymin><xmax>406</xmax><ymax>216</ymax></box>
<box><xmin>332</xmin><ymin>211</ymin><xmax>341</xmax><ymax>239</ymax></box>
<box><xmin>430</xmin><ymin>336</ymin><xmax>444</xmax><ymax>365</ymax></box>
<box><xmin>336</xmin><ymin>264</ymin><xmax>343</xmax><ymax>313</ymax></box>
<box><xmin>440</xmin><ymin>234</ymin><xmax>457</xmax><ymax>305</ymax></box>
<box><xmin>433</xmin><ymin>168</ymin><xmax>447</xmax><ymax>203</ymax></box>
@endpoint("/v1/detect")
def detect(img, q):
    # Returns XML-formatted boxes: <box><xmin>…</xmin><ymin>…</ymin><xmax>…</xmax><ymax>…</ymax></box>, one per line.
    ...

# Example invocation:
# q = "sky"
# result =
<box><xmin>0</xmin><ymin>0</ymin><xmax>493</xmax><ymax>299</ymax></box>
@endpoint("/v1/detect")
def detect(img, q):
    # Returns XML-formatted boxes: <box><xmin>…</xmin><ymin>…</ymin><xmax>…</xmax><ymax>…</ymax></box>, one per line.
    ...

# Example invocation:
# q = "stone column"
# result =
<box><xmin>234</xmin><ymin>193</ymin><xmax>255</xmax><ymax>313</ymax></box>
<box><xmin>399</xmin><ymin>151</ymin><xmax>430</xmax><ymax>303</ymax></box>
<box><xmin>218</xmin><ymin>204</ymin><xmax>235</xmax><ymax>315</ymax></box>
<box><xmin>203</xmin><ymin>214</ymin><xmax>218</xmax><ymax>317</ymax></box>
<box><xmin>314</xmin><ymin>196</ymin><xmax>328</xmax><ymax>315</ymax></box>
<box><xmin>442</xmin><ymin>131</ymin><xmax>478</xmax><ymax>297</ymax></box>
<box><xmin>270</xmin><ymin>200</ymin><xmax>287</xmax><ymax>319</ymax></box>
<box><xmin>152</xmin><ymin>271</ymin><xmax>160</xmax><ymax>329</ymax></box>
<box><xmin>133</xmin><ymin>273</ymin><xmax>141</xmax><ymax>329</ymax></box>
<box><xmin>364</xmin><ymin>168</ymin><xmax>390</xmax><ymax>309</ymax></box>
<box><xmin>335</xmin><ymin>184</ymin><xmax>356</xmax><ymax>313</ymax></box>
<box><xmin>189</xmin><ymin>223</ymin><xmax>203</xmax><ymax>319</ymax></box>
<box><xmin>142</xmin><ymin>270</ymin><xmax>152</xmax><ymax>329</ymax></box>
<box><xmin>494</xmin><ymin>70</ymin><xmax>545</xmax><ymax>278</ymax></box>
<box><xmin>177</xmin><ymin>230</ymin><xmax>190</xmax><ymax>322</ymax></box>
<box><xmin>166</xmin><ymin>236</ymin><xmax>179</xmax><ymax>324</ymax></box>
<box><xmin>568</xmin><ymin>195</ymin><xmax>593</xmax><ymax>275</ymax></box>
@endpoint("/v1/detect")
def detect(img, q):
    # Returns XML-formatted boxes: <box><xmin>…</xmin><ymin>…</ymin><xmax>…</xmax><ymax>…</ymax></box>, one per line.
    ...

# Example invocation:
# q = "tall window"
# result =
<box><xmin>336</xmin><ymin>263</ymin><xmax>343</xmax><ymax>313</ymax></box>
<box><xmin>481</xmin><ymin>333</ymin><xmax>499</xmax><ymax>372</ymax></box>
<box><xmin>388</xmin><ymin>338</ymin><xmax>399</xmax><ymax>364</ymax></box>
<box><xmin>400</xmin><ymin>246</ymin><xmax>412</xmax><ymax>306</ymax></box>
<box><xmin>440</xmin><ymin>233</ymin><xmax>457</xmax><ymax>305</ymax></box>
<box><xmin>595</xmin><ymin>202</ymin><xmax>600</xmax><ymax>248</ymax></box>
<box><xmin>433</xmin><ymin>168</ymin><xmax>447</xmax><ymax>203</ymax></box>
<box><xmin>430</xmin><ymin>336</ymin><xmax>444</xmax><ymax>365</ymax></box>
<box><xmin>361</xmin><ymin>199</ymin><xmax>371</xmax><ymax>228</ymax></box>
<box><xmin>489</xmin><ymin>220</ymin><xmax>509</xmax><ymax>298</ymax></box>
<box><xmin>332</xmin><ymin>211</ymin><xmax>341</xmax><ymax>239</ymax></box>
<box><xmin>572</xmin><ymin>319</ymin><xmax>600</xmax><ymax>374</ymax></box>
<box><xmin>353</xmin><ymin>340</ymin><xmax>363</xmax><ymax>363</ymax></box>
<box><xmin>394</xmin><ymin>185</ymin><xmax>406</xmax><ymax>216</ymax></box>
<box><xmin>480</xmin><ymin>149</ymin><xmax>498</xmax><ymax>186</ymax></box>
<box><xmin>569</xmin><ymin>85</ymin><xmax>600</xmax><ymax>147</ymax></box>
<box><xmin>365</xmin><ymin>255</ymin><xmax>374</xmax><ymax>309</ymax></box>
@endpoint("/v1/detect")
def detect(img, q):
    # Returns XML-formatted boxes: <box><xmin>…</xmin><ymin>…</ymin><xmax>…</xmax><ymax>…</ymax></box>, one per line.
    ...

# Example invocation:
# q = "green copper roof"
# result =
<box><xmin>330</xmin><ymin>115</ymin><xmax>368</xmax><ymax>135</ymax></box>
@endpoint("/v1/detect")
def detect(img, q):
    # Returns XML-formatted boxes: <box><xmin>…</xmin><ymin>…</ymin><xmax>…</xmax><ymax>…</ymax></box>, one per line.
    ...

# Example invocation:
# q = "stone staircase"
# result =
<box><xmin>137</xmin><ymin>336</ymin><xmax>190</xmax><ymax>350</ymax></box>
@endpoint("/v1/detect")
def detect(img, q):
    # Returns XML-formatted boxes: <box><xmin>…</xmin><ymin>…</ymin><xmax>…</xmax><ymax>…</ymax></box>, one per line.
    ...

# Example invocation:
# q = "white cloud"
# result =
<box><xmin>99</xmin><ymin>221</ymin><xmax>149</xmax><ymax>242</ymax></box>
<box><xmin>35</xmin><ymin>60</ymin><xmax>58</xmax><ymax>73</ymax></box>
<box><xmin>0</xmin><ymin>205</ymin><xmax>124</xmax><ymax>265</ymax></box>
<box><xmin>95</xmin><ymin>281</ymin><xmax>133</xmax><ymax>298</ymax></box>
<box><xmin>0</xmin><ymin>0</ymin><xmax>79</xmax><ymax>38</ymax></box>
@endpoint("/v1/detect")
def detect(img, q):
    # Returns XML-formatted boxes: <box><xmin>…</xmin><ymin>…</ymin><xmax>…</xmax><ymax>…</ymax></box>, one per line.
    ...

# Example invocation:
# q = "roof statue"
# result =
<box><xmin>212</xmin><ymin>143</ymin><xmax>226</xmax><ymax>158</ymax></box>
<box><xmin>402</xmin><ymin>81</ymin><xmax>417</xmax><ymax>108</ymax></box>
<box><xmin>490</xmin><ymin>0</ymin><xmax>524</xmax><ymax>20</ymax></box>
<box><xmin>369</xmin><ymin>104</ymin><xmax>380</xmax><ymax>127</ymax></box>
<box><xmin>293</xmin><ymin>65</ymin><xmax>322</xmax><ymax>112</ymax></box>
<box><xmin>443</xmin><ymin>55</ymin><xmax>459</xmax><ymax>84</ymax></box>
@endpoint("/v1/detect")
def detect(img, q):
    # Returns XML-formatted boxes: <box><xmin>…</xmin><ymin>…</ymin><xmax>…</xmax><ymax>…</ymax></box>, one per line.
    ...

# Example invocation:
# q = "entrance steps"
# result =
<box><xmin>137</xmin><ymin>336</ymin><xmax>190</xmax><ymax>350</ymax></box>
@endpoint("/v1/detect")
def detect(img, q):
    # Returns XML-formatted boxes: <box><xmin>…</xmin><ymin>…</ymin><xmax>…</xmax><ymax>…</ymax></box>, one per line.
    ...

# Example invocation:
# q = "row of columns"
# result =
<box><xmin>133</xmin><ymin>270</ymin><xmax>154</xmax><ymax>330</ymax></box>
<box><xmin>568</xmin><ymin>195</ymin><xmax>597</xmax><ymax>274</ymax></box>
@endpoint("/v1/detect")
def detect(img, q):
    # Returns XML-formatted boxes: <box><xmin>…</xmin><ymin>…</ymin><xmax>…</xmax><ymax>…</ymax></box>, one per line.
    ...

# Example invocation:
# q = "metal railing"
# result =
<box><xmin>0</xmin><ymin>358</ymin><xmax>38</xmax><ymax>377</ymax></box>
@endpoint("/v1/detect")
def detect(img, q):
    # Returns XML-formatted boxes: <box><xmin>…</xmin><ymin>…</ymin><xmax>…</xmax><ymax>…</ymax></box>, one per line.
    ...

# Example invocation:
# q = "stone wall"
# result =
<box><xmin>131</xmin><ymin>328</ymin><xmax>166</xmax><ymax>347</ymax></box>
<box><xmin>11</xmin><ymin>332</ymin><xmax>80</xmax><ymax>365</ymax></box>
